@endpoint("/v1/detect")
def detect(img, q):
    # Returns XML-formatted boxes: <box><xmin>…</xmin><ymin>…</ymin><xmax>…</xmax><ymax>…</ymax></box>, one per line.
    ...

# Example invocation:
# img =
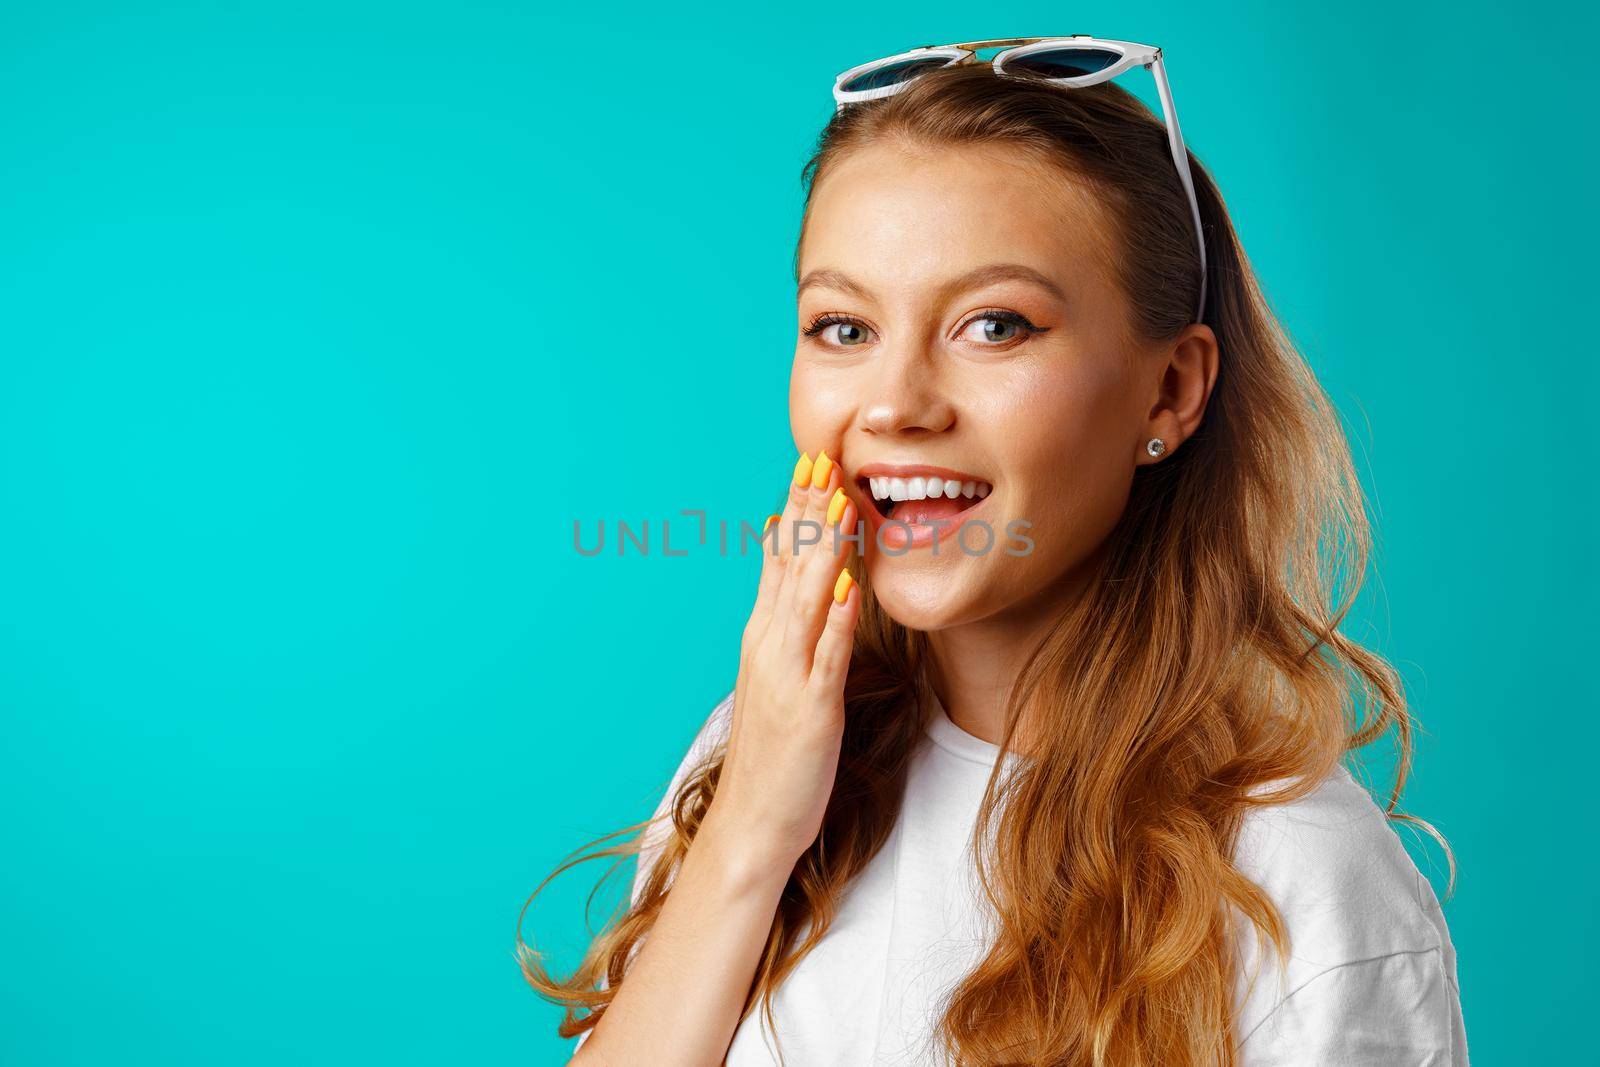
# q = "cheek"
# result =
<box><xmin>788</xmin><ymin>359</ymin><xmax>855</xmax><ymax>446</ymax></box>
<box><xmin>984</xmin><ymin>360</ymin><xmax>1137</xmax><ymax>545</ymax></box>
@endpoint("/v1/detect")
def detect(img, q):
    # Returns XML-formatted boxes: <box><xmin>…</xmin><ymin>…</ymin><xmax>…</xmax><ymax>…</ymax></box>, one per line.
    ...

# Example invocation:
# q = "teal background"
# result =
<box><xmin>2</xmin><ymin>1</ymin><xmax>1593</xmax><ymax>1062</ymax></box>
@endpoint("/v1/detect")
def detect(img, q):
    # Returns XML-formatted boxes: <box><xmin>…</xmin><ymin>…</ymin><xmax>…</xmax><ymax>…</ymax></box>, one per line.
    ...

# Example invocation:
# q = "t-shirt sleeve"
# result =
<box><xmin>1238</xmin><ymin>947</ymin><xmax>1469</xmax><ymax>1065</ymax></box>
<box><xmin>570</xmin><ymin>690</ymin><xmax>737</xmax><ymax>1059</ymax></box>
<box><xmin>629</xmin><ymin>689</ymin><xmax>737</xmax><ymax>908</ymax></box>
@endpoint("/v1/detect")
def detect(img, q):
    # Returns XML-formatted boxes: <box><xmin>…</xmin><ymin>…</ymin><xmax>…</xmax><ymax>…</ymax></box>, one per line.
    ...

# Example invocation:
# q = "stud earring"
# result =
<box><xmin>1146</xmin><ymin>437</ymin><xmax>1167</xmax><ymax>458</ymax></box>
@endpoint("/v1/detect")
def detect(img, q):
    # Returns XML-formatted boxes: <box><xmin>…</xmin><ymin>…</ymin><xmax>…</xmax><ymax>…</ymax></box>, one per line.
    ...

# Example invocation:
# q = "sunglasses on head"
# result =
<box><xmin>832</xmin><ymin>36</ymin><xmax>1207</xmax><ymax>325</ymax></box>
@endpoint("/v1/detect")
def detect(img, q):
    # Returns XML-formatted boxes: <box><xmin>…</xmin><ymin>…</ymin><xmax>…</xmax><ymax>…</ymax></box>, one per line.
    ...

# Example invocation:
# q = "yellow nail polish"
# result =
<box><xmin>763</xmin><ymin>513</ymin><xmax>781</xmax><ymax>533</ymax></box>
<box><xmin>833</xmin><ymin>568</ymin><xmax>854</xmax><ymax>605</ymax></box>
<box><xmin>793</xmin><ymin>452</ymin><xmax>813</xmax><ymax>488</ymax></box>
<box><xmin>827</xmin><ymin>488</ymin><xmax>848</xmax><ymax>525</ymax></box>
<box><xmin>810</xmin><ymin>450</ymin><xmax>833</xmax><ymax>490</ymax></box>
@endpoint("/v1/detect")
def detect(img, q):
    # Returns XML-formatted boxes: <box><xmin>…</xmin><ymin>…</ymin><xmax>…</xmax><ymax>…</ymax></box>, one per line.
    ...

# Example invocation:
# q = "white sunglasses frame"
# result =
<box><xmin>832</xmin><ymin>36</ymin><xmax>1207</xmax><ymax>325</ymax></box>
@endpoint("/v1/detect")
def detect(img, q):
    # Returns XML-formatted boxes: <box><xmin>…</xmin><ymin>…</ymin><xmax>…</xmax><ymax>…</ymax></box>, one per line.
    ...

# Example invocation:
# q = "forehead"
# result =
<box><xmin>799</xmin><ymin>140</ymin><xmax>1123</xmax><ymax>303</ymax></box>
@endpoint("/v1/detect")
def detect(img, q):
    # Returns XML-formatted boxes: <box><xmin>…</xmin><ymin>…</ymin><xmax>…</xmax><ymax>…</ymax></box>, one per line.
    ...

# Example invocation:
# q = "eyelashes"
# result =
<box><xmin>800</xmin><ymin>309</ymin><xmax>1049</xmax><ymax>349</ymax></box>
<box><xmin>801</xmin><ymin>312</ymin><xmax>871</xmax><ymax>344</ymax></box>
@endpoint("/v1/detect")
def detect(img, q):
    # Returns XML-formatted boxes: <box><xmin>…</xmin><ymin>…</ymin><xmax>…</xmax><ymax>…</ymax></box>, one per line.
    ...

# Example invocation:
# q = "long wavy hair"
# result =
<box><xmin>518</xmin><ymin>62</ymin><xmax>1446</xmax><ymax>1065</ymax></box>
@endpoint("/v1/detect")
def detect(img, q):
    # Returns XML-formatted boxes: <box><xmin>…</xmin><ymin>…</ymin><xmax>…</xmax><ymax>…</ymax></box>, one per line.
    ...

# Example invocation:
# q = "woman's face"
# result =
<box><xmin>791</xmin><ymin>141</ymin><xmax>1212</xmax><ymax>632</ymax></box>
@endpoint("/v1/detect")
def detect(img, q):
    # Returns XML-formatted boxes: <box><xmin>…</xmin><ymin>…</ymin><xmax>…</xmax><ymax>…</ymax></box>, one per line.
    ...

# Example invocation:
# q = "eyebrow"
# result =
<box><xmin>795</xmin><ymin>262</ymin><xmax>1069</xmax><ymax>304</ymax></box>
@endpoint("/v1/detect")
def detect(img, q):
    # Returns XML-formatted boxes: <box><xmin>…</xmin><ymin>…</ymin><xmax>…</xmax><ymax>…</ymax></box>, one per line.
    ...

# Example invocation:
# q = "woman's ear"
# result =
<box><xmin>1138</xmin><ymin>323</ymin><xmax>1219</xmax><ymax>464</ymax></box>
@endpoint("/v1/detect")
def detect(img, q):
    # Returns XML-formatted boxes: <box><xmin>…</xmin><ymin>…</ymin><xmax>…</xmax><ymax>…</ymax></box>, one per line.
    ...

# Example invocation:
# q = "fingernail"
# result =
<box><xmin>826</xmin><ymin>488</ymin><xmax>848</xmax><ymax>526</ymax></box>
<box><xmin>793</xmin><ymin>452</ymin><xmax>813</xmax><ymax>488</ymax></box>
<box><xmin>763</xmin><ymin>513</ymin><xmax>781</xmax><ymax>533</ymax></box>
<box><xmin>810</xmin><ymin>450</ymin><xmax>834</xmax><ymax>490</ymax></box>
<box><xmin>833</xmin><ymin>569</ymin><xmax>854</xmax><ymax>604</ymax></box>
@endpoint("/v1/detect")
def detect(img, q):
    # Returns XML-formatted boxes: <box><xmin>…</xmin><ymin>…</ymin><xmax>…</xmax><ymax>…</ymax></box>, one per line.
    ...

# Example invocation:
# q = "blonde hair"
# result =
<box><xmin>519</xmin><ymin>62</ymin><xmax>1446</xmax><ymax>1065</ymax></box>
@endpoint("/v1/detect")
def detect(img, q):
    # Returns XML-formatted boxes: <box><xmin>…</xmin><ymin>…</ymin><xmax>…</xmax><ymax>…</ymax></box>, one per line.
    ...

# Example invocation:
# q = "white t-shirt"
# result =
<box><xmin>577</xmin><ymin>689</ymin><xmax>1468</xmax><ymax>1065</ymax></box>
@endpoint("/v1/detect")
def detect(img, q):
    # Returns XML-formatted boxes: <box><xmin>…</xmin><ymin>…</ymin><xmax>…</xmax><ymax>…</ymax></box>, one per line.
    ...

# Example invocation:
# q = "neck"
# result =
<box><xmin>923</xmin><ymin>544</ymin><xmax>1108</xmax><ymax>753</ymax></box>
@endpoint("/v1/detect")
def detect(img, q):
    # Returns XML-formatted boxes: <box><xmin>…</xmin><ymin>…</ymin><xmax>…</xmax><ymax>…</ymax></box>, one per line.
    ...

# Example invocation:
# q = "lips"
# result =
<box><xmin>852</xmin><ymin>464</ymin><xmax>994</xmax><ymax>550</ymax></box>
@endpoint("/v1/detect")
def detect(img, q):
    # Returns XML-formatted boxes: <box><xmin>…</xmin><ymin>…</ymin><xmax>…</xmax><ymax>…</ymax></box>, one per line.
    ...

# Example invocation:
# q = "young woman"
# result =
<box><xmin>521</xmin><ymin>38</ymin><xmax>1467</xmax><ymax>1066</ymax></box>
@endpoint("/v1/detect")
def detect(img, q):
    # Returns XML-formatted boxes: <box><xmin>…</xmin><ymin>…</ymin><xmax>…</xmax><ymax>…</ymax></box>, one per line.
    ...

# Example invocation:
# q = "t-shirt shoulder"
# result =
<box><xmin>1230</xmin><ymin>761</ymin><xmax>1463</xmax><ymax>1058</ymax></box>
<box><xmin>1235</xmin><ymin>760</ymin><xmax>1449</xmax><ymax>967</ymax></box>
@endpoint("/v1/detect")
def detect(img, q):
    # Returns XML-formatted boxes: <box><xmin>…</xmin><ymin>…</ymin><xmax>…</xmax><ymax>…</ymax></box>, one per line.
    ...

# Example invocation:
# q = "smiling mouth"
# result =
<box><xmin>857</xmin><ymin>473</ymin><xmax>993</xmax><ymax>525</ymax></box>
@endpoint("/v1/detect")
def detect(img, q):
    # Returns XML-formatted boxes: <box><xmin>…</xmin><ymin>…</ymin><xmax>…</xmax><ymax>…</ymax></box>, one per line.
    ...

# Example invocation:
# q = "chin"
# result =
<box><xmin>862</xmin><ymin>567</ymin><xmax>993</xmax><ymax>633</ymax></box>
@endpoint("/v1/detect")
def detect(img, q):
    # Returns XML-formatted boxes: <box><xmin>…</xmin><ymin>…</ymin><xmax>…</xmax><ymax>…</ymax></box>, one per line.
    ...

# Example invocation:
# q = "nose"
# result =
<box><xmin>861</xmin><ymin>340</ymin><xmax>957</xmax><ymax>438</ymax></box>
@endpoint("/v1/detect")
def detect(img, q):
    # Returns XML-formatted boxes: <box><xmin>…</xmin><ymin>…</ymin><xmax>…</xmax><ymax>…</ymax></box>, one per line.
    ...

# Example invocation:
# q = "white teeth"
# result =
<box><xmin>867</xmin><ymin>475</ymin><xmax>993</xmax><ymax>502</ymax></box>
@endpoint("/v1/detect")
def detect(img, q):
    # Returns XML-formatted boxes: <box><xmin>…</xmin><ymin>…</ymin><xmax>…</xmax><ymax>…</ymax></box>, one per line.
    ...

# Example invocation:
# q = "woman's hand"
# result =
<box><xmin>707</xmin><ymin>449</ymin><xmax>863</xmax><ymax>868</ymax></box>
<box><xmin>567</xmin><ymin>450</ymin><xmax>863</xmax><ymax>1067</ymax></box>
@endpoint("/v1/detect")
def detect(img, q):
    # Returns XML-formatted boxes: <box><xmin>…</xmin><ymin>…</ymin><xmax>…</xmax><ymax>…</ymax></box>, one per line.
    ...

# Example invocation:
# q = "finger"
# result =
<box><xmin>794</xmin><ymin>450</ymin><xmax>842</xmax><ymax>569</ymax></box>
<box><xmin>773</xmin><ymin>449</ymin><xmax>839</xmax><ymax>627</ymax></box>
<box><xmin>808</xmin><ymin>568</ymin><xmax>861</xmax><ymax>691</ymax></box>
<box><xmin>825</xmin><ymin>490</ymin><xmax>860</xmax><ymax>569</ymax></box>
<box><xmin>750</xmin><ymin>507</ymin><xmax>786</xmax><ymax>611</ymax></box>
<box><xmin>746</xmin><ymin>452</ymin><xmax>815</xmax><ymax>651</ymax></box>
<box><xmin>780</xmin><ymin>462</ymin><xmax>855</xmax><ymax>672</ymax></box>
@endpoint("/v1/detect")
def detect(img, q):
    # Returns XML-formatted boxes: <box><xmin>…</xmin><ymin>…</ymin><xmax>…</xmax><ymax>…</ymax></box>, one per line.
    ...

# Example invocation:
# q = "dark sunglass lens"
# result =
<box><xmin>840</xmin><ymin>56</ymin><xmax>953</xmax><ymax>93</ymax></box>
<box><xmin>1005</xmin><ymin>46</ymin><xmax>1121</xmax><ymax>78</ymax></box>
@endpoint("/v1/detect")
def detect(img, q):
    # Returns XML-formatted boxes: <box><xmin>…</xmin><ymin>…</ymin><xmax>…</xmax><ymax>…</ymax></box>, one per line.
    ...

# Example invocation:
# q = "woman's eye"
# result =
<box><xmin>958</xmin><ymin>312</ymin><xmax>1039</xmax><ymax>345</ymax></box>
<box><xmin>802</xmin><ymin>314</ymin><xmax>874</xmax><ymax>347</ymax></box>
<box><xmin>829</xmin><ymin>322</ymin><xmax>871</xmax><ymax>346</ymax></box>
